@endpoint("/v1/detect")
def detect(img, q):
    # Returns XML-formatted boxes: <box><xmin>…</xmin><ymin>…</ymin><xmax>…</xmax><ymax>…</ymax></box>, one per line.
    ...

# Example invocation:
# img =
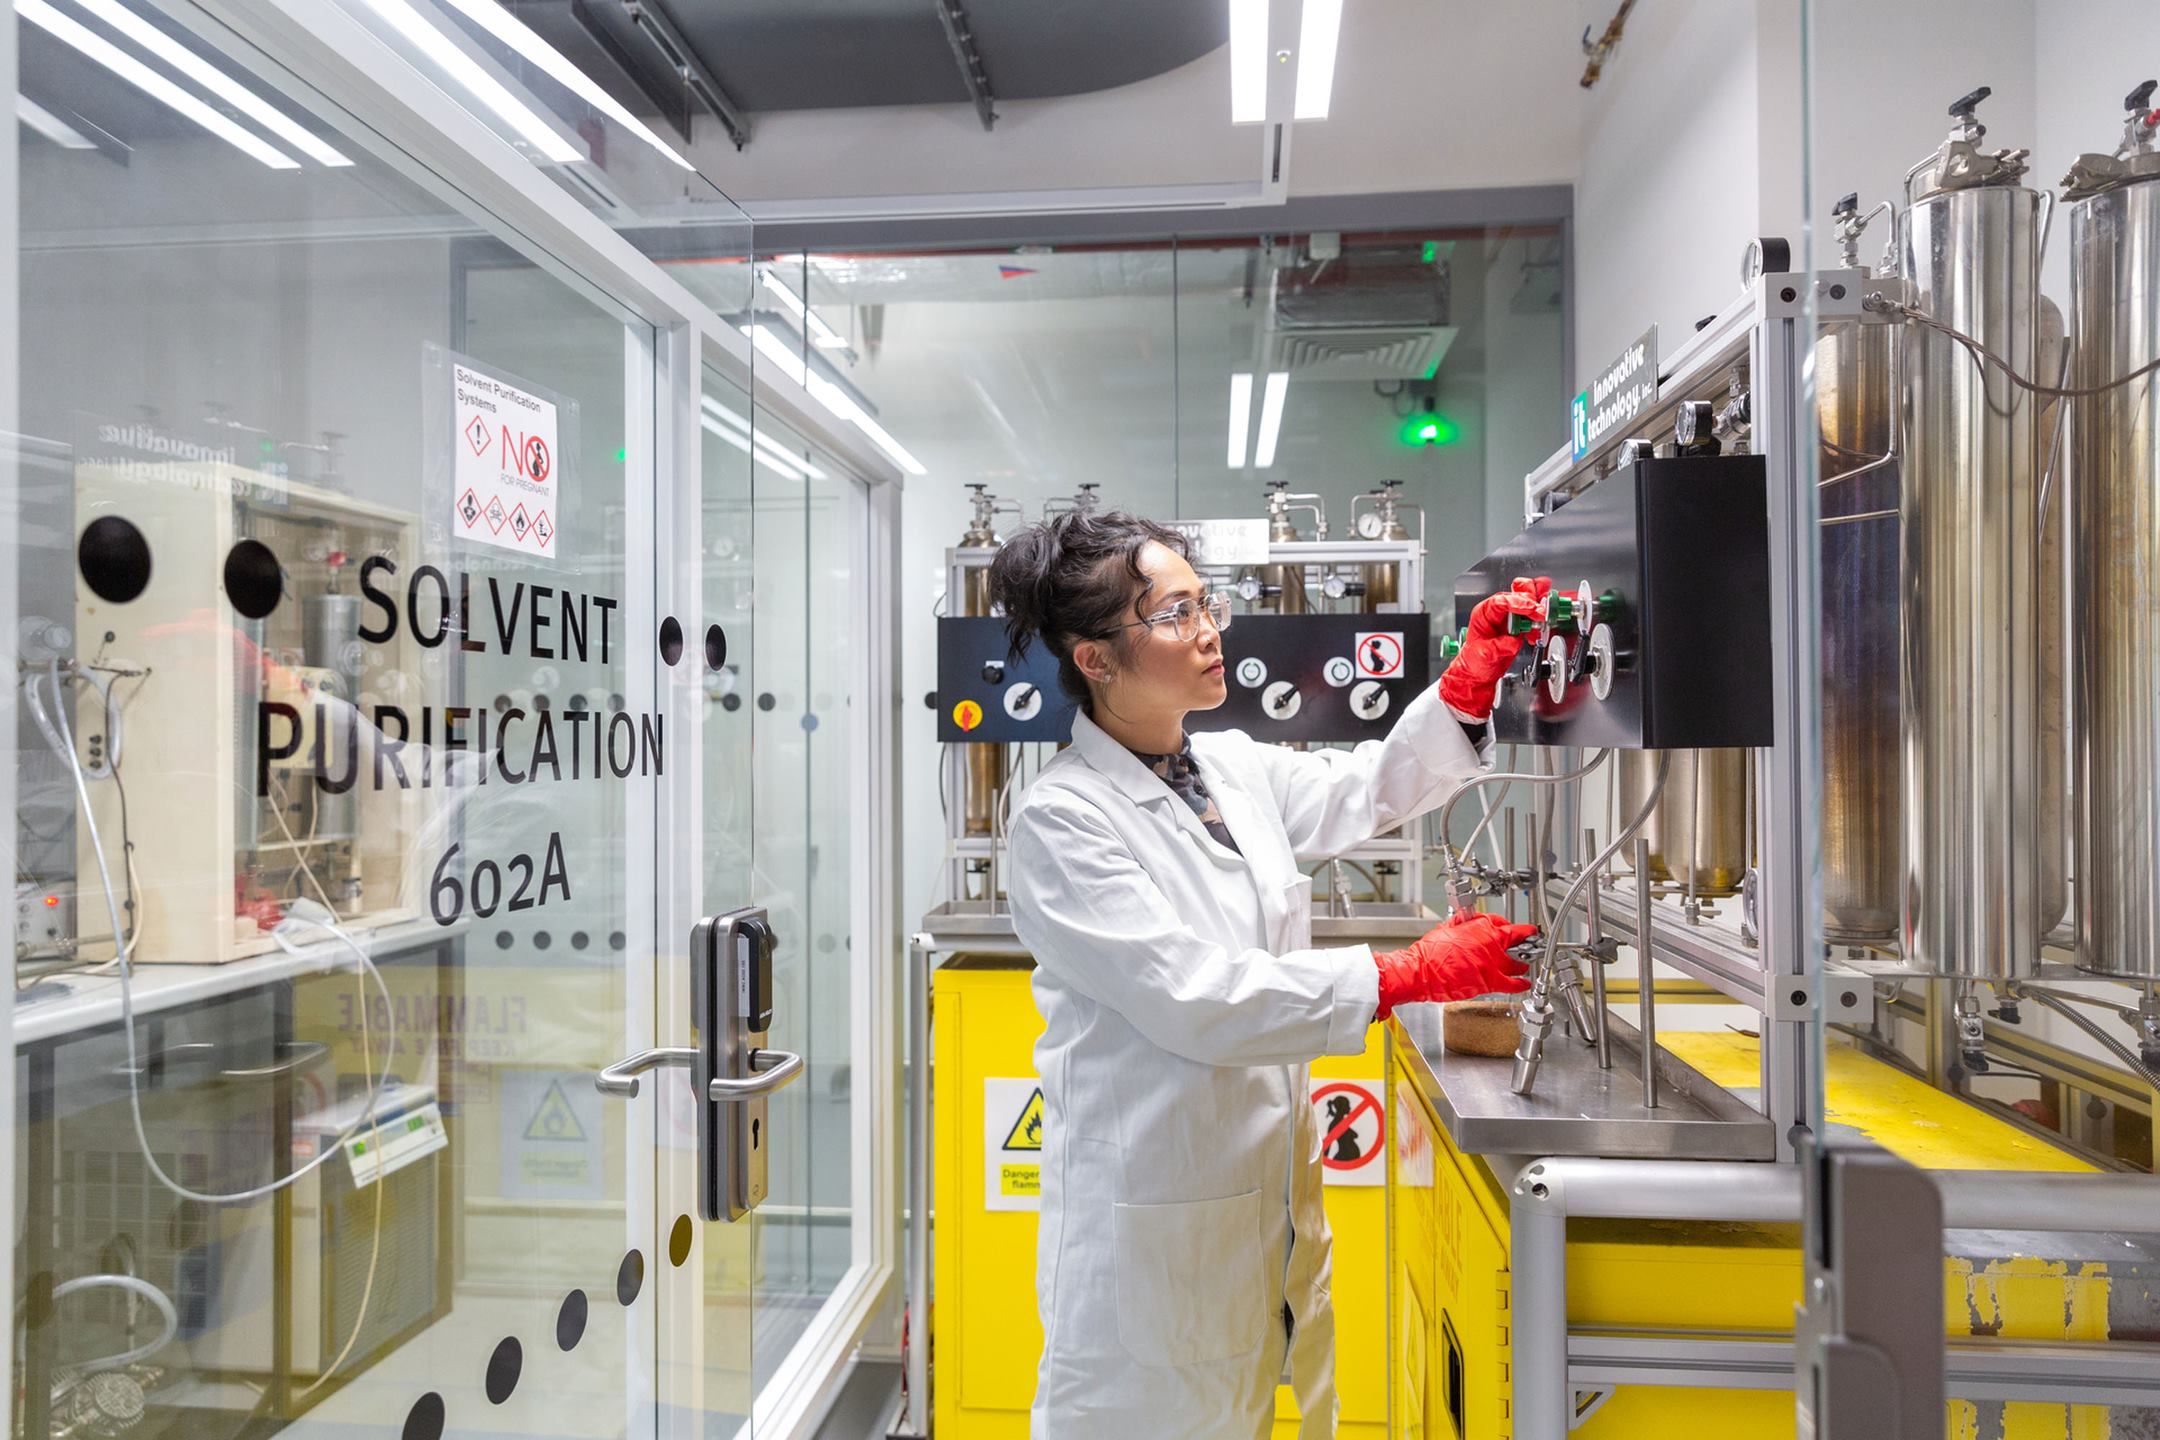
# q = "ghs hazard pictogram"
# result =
<box><xmin>1002</xmin><ymin>1087</ymin><xmax>1045</xmax><ymax>1151</ymax></box>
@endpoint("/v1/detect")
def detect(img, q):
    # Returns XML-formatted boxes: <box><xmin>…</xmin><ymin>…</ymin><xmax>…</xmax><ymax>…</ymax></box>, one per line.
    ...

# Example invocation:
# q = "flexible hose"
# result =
<box><xmin>33</xmin><ymin>660</ymin><xmax>396</xmax><ymax>1206</ymax></box>
<box><xmin>50</xmin><ymin>1274</ymin><xmax>178</xmax><ymax>1373</ymax></box>
<box><xmin>1540</xmin><ymin>750</ymin><xmax>1672</xmax><ymax>972</ymax></box>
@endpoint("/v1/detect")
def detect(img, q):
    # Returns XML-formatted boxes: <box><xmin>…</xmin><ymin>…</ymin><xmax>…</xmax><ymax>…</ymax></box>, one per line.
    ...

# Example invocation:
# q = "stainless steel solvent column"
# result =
<box><xmin>1818</xmin><ymin>193</ymin><xmax>1902</xmax><ymax>944</ymax></box>
<box><xmin>2067</xmin><ymin>83</ymin><xmax>2160</xmax><ymax>979</ymax></box>
<box><xmin>1899</xmin><ymin>88</ymin><xmax>2051</xmax><ymax>978</ymax></box>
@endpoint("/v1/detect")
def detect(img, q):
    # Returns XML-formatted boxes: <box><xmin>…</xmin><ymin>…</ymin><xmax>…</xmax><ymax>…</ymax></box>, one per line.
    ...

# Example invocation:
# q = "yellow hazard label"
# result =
<box><xmin>953</xmin><ymin>699</ymin><xmax>984</xmax><ymax>732</ymax></box>
<box><xmin>1000</xmin><ymin>1164</ymin><xmax>1041</xmax><ymax>1199</ymax></box>
<box><xmin>1002</xmin><ymin>1086</ymin><xmax>1045</xmax><ymax>1151</ymax></box>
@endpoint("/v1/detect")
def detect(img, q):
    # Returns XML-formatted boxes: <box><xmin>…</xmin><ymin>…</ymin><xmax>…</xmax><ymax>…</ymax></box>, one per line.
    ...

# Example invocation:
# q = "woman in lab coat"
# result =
<box><xmin>988</xmin><ymin>510</ymin><xmax>1545</xmax><ymax>1440</ymax></box>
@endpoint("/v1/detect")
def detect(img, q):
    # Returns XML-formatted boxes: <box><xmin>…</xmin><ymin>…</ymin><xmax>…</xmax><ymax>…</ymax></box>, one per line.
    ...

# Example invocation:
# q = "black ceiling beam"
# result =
<box><xmin>620</xmin><ymin>0</ymin><xmax>754</xmax><ymax>150</ymax></box>
<box><xmin>934</xmin><ymin>0</ymin><xmax>997</xmax><ymax>131</ymax></box>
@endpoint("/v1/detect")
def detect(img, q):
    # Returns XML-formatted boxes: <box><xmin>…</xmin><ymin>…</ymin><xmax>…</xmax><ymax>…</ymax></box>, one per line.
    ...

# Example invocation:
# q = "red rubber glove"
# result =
<box><xmin>1373</xmin><ymin>912</ymin><xmax>1539</xmax><ymax>1021</ymax></box>
<box><xmin>1437</xmin><ymin>577</ymin><xmax>1552</xmax><ymax>720</ymax></box>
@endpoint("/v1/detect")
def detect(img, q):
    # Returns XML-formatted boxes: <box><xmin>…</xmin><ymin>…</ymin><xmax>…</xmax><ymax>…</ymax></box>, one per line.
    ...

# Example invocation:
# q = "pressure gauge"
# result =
<box><xmin>1004</xmin><ymin>682</ymin><xmax>1042</xmax><ymax>721</ymax></box>
<box><xmin>1234</xmin><ymin>656</ymin><xmax>1269</xmax><ymax>689</ymax></box>
<box><xmin>1585</xmin><ymin>623</ymin><xmax>1617</xmax><ymax>700</ymax></box>
<box><xmin>1349</xmin><ymin>680</ymin><xmax>1390</xmax><ymax>721</ymax></box>
<box><xmin>1261</xmin><ymin>681</ymin><xmax>1303</xmax><ymax>720</ymax></box>
<box><xmin>1322</xmin><ymin>573</ymin><xmax>1351</xmax><ymax>600</ymax></box>
<box><xmin>1355</xmin><ymin>511</ymin><xmax>1386</xmax><ymax>540</ymax></box>
<box><xmin>1543</xmin><ymin>635</ymin><xmax>1570</xmax><ymax>704</ymax></box>
<box><xmin>1236</xmin><ymin>575</ymin><xmax>1265</xmax><ymax>602</ymax></box>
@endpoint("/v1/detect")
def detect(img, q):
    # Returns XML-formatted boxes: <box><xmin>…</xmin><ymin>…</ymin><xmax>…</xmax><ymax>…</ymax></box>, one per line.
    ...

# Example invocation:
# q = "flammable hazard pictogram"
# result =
<box><xmin>1002</xmin><ymin>1086</ymin><xmax>1045</xmax><ymax>1152</ymax></box>
<box><xmin>509</xmin><ymin>502</ymin><xmax>532</xmax><ymax>543</ymax></box>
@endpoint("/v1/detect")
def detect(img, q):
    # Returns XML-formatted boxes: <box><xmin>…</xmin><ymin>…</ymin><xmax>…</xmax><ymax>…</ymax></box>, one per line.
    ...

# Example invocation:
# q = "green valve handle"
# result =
<box><xmin>1506</xmin><ymin>612</ymin><xmax>1537</xmax><ymax>637</ymax></box>
<box><xmin>1545</xmin><ymin>594</ymin><xmax>1578</xmax><ymax>629</ymax></box>
<box><xmin>1439</xmin><ymin>629</ymin><xmax>1465</xmax><ymax>662</ymax></box>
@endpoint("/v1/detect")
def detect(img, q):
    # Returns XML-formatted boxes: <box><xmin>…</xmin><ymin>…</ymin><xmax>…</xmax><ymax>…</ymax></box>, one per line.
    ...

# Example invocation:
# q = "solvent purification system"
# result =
<box><xmin>908</xmin><ymin>85</ymin><xmax>2160</xmax><ymax>1440</ymax></box>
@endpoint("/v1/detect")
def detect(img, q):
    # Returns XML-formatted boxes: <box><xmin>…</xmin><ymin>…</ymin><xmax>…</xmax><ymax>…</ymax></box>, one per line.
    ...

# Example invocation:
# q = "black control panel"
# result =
<box><xmin>936</xmin><ymin>613</ymin><xmax>1432</xmax><ymax>745</ymax></box>
<box><xmin>1455</xmin><ymin>454</ymin><xmax>1772</xmax><ymax>750</ymax></box>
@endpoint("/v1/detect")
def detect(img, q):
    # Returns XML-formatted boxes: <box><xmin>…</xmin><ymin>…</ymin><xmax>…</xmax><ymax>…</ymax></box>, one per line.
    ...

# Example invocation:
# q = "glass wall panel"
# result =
<box><xmin>7</xmin><ymin>6</ymin><xmax>751</xmax><ymax>1440</ymax></box>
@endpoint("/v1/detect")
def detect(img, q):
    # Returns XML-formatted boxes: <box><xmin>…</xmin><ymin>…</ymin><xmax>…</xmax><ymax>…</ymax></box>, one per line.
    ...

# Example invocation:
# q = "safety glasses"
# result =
<box><xmin>1107</xmin><ymin>591</ymin><xmax>1233</xmax><ymax>643</ymax></box>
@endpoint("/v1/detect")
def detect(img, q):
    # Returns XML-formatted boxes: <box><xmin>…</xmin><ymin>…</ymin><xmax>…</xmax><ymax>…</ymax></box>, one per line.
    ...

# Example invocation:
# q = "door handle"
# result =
<box><xmin>594</xmin><ymin>1047</ymin><xmax>697</xmax><ymax>1098</ymax></box>
<box><xmin>708</xmin><ymin>1047</ymin><xmax>803</xmax><ymax>1100</ymax></box>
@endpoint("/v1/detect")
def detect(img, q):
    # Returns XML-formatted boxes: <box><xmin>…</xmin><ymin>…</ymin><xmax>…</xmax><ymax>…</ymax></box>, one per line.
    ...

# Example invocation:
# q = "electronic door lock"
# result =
<box><xmin>595</xmin><ymin>908</ymin><xmax>801</xmax><ymax>1224</ymax></box>
<box><xmin>694</xmin><ymin>907</ymin><xmax>801</xmax><ymax>1222</ymax></box>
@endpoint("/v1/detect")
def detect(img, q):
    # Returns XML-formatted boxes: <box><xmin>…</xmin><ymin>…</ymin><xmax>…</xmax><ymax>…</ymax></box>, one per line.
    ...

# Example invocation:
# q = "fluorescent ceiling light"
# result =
<box><xmin>744</xmin><ymin>323</ymin><xmax>807</xmax><ymax>386</ymax></box>
<box><xmin>743</xmin><ymin>324</ymin><xmax>926</xmax><ymax>477</ymax></box>
<box><xmin>361</xmin><ymin>0</ymin><xmax>582</xmax><ymax>163</ymax></box>
<box><xmin>17</xmin><ymin>95</ymin><xmax>94</xmax><ymax>149</ymax></box>
<box><xmin>439</xmin><ymin>0</ymin><xmax>694</xmax><ymax>171</ymax></box>
<box><xmin>1254</xmin><ymin>372</ymin><xmax>1290</xmax><ymax>468</ymax></box>
<box><xmin>71</xmin><ymin>0</ymin><xmax>351</xmax><ymax>165</ymax></box>
<box><xmin>806</xmin><ymin>372</ymin><xmax>927</xmax><ymax>477</ymax></box>
<box><xmin>17</xmin><ymin>0</ymin><xmax>298</xmax><ymax>168</ymax></box>
<box><xmin>702</xmin><ymin>396</ymin><xmax>829</xmax><ymax>480</ymax></box>
<box><xmin>761</xmin><ymin>267</ymin><xmax>849</xmax><ymax>350</ymax></box>
<box><xmin>1229</xmin><ymin>0</ymin><xmax>1268</xmax><ymax>123</ymax></box>
<box><xmin>702</xmin><ymin>414</ymin><xmax>809</xmax><ymax>481</ymax></box>
<box><xmin>1226</xmin><ymin>372</ymin><xmax>1254</xmax><ymax>468</ymax></box>
<box><xmin>1293</xmin><ymin>0</ymin><xmax>1341</xmax><ymax>120</ymax></box>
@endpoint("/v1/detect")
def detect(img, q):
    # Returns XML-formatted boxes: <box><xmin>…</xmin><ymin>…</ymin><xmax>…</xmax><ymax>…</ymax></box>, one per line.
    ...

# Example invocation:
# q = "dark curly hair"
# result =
<box><xmin>986</xmin><ymin>509</ymin><xmax>1193</xmax><ymax>712</ymax></box>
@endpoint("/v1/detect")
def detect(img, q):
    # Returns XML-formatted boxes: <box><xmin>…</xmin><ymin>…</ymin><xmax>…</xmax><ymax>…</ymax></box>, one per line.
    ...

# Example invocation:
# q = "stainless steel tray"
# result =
<box><xmin>1392</xmin><ymin>1006</ymin><xmax>1776</xmax><ymax>1161</ymax></box>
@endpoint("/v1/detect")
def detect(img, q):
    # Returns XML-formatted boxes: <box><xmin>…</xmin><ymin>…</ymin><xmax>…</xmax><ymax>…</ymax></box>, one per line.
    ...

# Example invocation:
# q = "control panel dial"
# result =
<box><xmin>1349</xmin><ymin>680</ymin><xmax>1390</xmax><ymax>722</ymax></box>
<box><xmin>1261</xmin><ymin>681</ymin><xmax>1304</xmax><ymax>721</ymax></box>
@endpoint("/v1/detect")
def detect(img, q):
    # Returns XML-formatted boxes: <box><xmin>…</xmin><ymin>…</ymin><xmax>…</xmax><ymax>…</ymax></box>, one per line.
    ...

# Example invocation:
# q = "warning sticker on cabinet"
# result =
<box><xmin>1312</xmin><ymin>1079</ymin><xmax>1385</xmax><ymax>1186</ymax></box>
<box><xmin>453</xmin><ymin>360</ymin><xmax>558</xmax><ymax>558</ymax></box>
<box><xmin>985</xmin><ymin>1078</ymin><xmax>1044</xmax><ymax>1212</ymax></box>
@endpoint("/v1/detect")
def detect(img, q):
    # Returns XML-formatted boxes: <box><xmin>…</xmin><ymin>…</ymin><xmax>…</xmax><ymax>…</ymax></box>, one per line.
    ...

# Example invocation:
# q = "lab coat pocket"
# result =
<box><xmin>1112</xmin><ymin>1188</ymin><xmax>1267</xmax><ymax>1367</ymax></box>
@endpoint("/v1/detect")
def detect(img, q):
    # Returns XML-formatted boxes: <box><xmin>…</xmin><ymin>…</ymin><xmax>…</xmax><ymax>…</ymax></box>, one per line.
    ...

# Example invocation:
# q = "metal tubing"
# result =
<box><xmin>1508</xmin><ymin>1156</ymin><xmax>2160</xmax><ymax>1439</ymax></box>
<box><xmin>1502</xmin><ymin>811</ymin><xmax>1517</xmax><ymax>923</ymax></box>
<box><xmin>2019</xmin><ymin>988</ymin><xmax>2160</xmax><ymax>1089</ymax></box>
<box><xmin>1436</xmin><ymin>750</ymin><xmax>1612</xmax><ymax>913</ymax></box>
<box><xmin>1635</xmin><ymin>837</ymin><xmax>1658</xmax><ymax>1109</ymax></box>
<box><xmin>1587</xmin><ymin>829</ymin><xmax>1611</xmax><ymax>1070</ymax></box>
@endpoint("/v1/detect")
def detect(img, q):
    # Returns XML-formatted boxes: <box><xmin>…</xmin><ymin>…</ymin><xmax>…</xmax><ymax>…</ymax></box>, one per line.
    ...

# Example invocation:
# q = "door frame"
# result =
<box><xmin>7</xmin><ymin>3</ymin><xmax>906</xmax><ymax>1437</ymax></box>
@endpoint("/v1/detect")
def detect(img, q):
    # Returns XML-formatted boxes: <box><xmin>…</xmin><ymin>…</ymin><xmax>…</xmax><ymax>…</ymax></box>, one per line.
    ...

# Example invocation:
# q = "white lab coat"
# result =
<box><xmin>1006</xmin><ymin>685</ymin><xmax>1487</xmax><ymax>1440</ymax></box>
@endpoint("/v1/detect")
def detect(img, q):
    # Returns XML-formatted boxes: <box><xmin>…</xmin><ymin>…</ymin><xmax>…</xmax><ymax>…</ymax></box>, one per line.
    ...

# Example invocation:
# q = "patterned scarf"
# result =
<box><xmin>1130</xmin><ymin>742</ymin><xmax>1243</xmax><ymax>856</ymax></box>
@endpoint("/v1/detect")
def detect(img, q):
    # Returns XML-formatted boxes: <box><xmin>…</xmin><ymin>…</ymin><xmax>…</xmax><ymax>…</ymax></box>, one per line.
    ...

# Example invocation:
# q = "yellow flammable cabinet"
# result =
<box><xmin>1384</xmin><ymin>1023</ymin><xmax>2119</xmax><ymax>1439</ymax></box>
<box><xmin>932</xmin><ymin>958</ymin><xmax>1394</xmax><ymax>1439</ymax></box>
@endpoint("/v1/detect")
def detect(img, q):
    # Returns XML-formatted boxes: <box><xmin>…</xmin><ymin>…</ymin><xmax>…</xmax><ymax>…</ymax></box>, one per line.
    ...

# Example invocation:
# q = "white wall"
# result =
<box><xmin>687</xmin><ymin>0</ymin><xmax>1583</xmax><ymax>212</ymax></box>
<box><xmin>1571</xmin><ymin>0</ymin><xmax>1764</xmax><ymax>386</ymax></box>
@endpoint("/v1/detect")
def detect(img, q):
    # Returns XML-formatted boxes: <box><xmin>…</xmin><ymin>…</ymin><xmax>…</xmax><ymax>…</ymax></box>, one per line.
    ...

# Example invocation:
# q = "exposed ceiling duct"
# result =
<box><xmin>507</xmin><ymin>0</ymin><xmax>1225</xmax><ymax>149</ymax></box>
<box><xmin>1264</xmin><ymin>242</ymin><xmax>1456</xmax><ymax>380</ymax></box>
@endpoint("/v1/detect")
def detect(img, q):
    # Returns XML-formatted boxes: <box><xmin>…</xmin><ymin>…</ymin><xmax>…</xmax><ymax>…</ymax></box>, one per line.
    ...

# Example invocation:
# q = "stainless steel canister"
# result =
<box><xmin>1619</xmin><ymin>748</ymin><xmax>1750</xmax><ymax>897</ymax></box>
<box><xmin>2070</xmin><ymin>159</ymin><xmax>2160</xmax><ymax>977</ymax></box>
<box><xmin>302</xmin><ymin>593</ymin><xmax>363</xmax><ymax>842</ymax></box>
<box><xmin>1817</xmin><ymin>318</ymin><xmax>1901</xmax><ymax>943</ymax></box>
<box><xmin>1900</xmin><ymin>177</ymin><xmax>2050</xmax><ymax>978</ymax></box>
<box><xmin>960</xmin><ymin>513</ymin><xmax>1005</xmax><ymax>839</ymax></box>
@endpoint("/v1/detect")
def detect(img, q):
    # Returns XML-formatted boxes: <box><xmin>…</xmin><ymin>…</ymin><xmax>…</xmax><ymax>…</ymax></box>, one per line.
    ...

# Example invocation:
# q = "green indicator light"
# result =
<box><xmin>259</xmin><ymin>439</ymin><xmax>277</xmax><ymax>457</ymax></box>
<box><xmin>614</xmin><ymin>445</ymin><xmax>628</xmax><ymax>463</ymax></box>
<box><xmin>1400</xmin><ymin>412</ymin><xmax>1460</xmax><ymax>447</ymax></box>
<box><xmin>1421</xmin><ymin>240</ymin><xmax>1438</xmax><ymax>264</ymax></box>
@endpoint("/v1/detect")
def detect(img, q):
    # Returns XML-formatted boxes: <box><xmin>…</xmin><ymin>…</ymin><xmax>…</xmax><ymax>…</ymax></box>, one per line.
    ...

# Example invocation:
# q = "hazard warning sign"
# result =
<box><xmin>500</xmin><ymin>1069</ymin><xmax>602</xmax><ymax>1200</ymax></box>
<box><xmin>1311</xmin><ymin>1079</ymin><xmax>1384</xmax><ymax>1186</ymax></box>
<box><xmin>453</xmin><ymin>359</ymin><xmax>559</xmax><ymax>559</ymax></box>
<box><xmin>1353</xmin><ymin>632</ymin><xmax>1406</xmax><ymax>679</ymax></box>
<box><xmin>985</xmin><ymin>1078</ymin><xmax>1044</xmax><ymax>1211</ymax></box>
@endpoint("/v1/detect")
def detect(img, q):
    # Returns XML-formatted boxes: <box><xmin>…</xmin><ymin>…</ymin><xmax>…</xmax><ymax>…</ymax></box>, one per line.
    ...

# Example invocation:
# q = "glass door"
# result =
<box><xmin>5</xmin><ymin>6</ymin><xmax>757</xmax><ymax>1440</ymax></box>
